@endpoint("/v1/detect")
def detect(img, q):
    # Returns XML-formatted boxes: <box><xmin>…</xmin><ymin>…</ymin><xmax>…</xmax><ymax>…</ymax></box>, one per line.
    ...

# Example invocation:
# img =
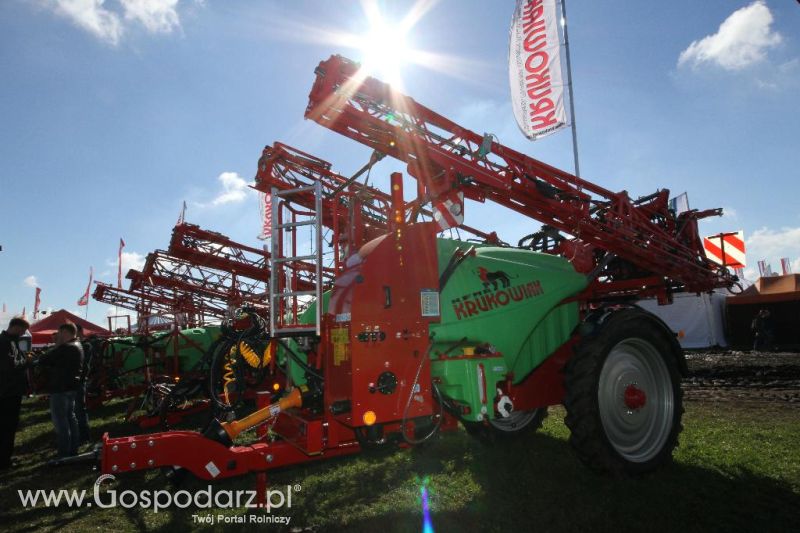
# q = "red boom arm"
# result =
<box><xmin>305</xmin><ymin>55</ymin><xmax>733</xmax><ymax>298</ymax></box>
<box><xmin>254</xmin><ymin>142</ymin><xmax>496</xmax><ymax>267</ymax></box>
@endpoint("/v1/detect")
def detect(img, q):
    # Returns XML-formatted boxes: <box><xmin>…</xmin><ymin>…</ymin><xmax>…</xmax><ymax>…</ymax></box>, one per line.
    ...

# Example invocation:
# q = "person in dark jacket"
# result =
<box><xmin>37</xmin><ymin>323</ymin><xmax>83</xmax><ymax>458</ymax></box>
<box><xmin>0</xmin><ymin>317</ymin><xmax>31</xmax><ymax>470</ymax></box>
<box><xmin>751</xmin><ymin>308</ymin><xmax>774</xmax><ymax>352</ymax></box>
<box><xmin>74</xmin><ymin>324</ymin><xmax>93</xmax><ymax>444</ymax></box>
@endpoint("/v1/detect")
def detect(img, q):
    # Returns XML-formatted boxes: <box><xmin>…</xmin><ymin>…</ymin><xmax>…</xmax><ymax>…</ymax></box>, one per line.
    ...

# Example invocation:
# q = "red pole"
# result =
<box><xmin>390</xmin><ymin>172</ymin><xmax>405</xmax><ymax>230</ymax></box>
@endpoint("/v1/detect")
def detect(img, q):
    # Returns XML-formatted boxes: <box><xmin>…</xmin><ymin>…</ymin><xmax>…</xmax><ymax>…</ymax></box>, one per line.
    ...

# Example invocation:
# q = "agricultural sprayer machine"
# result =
<box><xmin>90</xmin><ymin>224</ymin><xmax>287</xmax><ymax>428</ymax></box>
<box><xmin>97</xmin><ymin>55</ymin><xmax>734</xmax><ymax>490</ymax></box>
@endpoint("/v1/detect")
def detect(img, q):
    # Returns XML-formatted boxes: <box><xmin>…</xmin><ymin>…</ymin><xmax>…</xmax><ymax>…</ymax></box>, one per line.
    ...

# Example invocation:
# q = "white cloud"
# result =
<box><xmin>42</xmin><ymin>0</ymin><xmax>183</xmax><ymax>45</ymax></box>
<box><xmin>722</xmin><ymin>206</ymin><xmax>738</xmax><ymax>220</ymax></box>
<box><xmin>678</xmin><ymin>1</ymin><xmax>782</xmax><ymax>71</ymax></box>
<box><xmin>779</xmin><ymin>58</ymin><xmax>799</xmax><ymax>74</ymax></box>
<box><xmin>23</xmin><ymin>275</ymin><xmax>38</xmax><ymax>288</ymax></box>
<box><xmin>106</xmin><ymin>250</ymin><xmax>146</xmax><ymax>275</ymax></box>
<box><xmin>741</xmin><ymin>226</ymin><xmax>800</xmax><ymax>279</ymax></box>
<box><xmin>119</xmin><ymin>0</ymin><xmax>180</xmax><ymax>34</ymax></box>
<box><xmin>748</xmin><ymin>226</ymin><xmax>800</xmax><ymax>259</ymax></box>
<box><xmin>121</xmin><ymin>251</ymin><xmax>146</xmax><ymax>272</ymax></box>
<box><xmin>209</xmin><ymin>171</ymin><xmax>254</xmax><ymax>206</ymax></box>
<box><xmin>45</xmin><ymin>0</ymin><xmax>123</xmax><ymax>45</ymax></box>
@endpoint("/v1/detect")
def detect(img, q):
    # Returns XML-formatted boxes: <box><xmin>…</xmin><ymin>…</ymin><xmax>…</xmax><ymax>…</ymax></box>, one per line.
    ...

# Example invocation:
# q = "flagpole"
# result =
<box><xmin>560</xmin><ymin>0</ymin><xmax>580</xmax><ymax>177</ymax></box>
<box><xmin>117</xmin><ymin>238</ymin><xmax>124</xmax><ymax>332</ymax></box>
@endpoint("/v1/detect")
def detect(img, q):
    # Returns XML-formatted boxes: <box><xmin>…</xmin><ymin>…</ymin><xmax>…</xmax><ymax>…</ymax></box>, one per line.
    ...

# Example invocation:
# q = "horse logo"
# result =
<box><xmin>478</xmin><ymin>267</ymin><xmax>512</xmax><ymax>291</ymax></box>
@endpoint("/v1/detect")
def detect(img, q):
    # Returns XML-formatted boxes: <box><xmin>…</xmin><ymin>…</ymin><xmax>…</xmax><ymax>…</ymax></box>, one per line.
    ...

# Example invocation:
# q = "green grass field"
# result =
<box><xmin>1</xmin><ymin>397</ymin><xmax>798</xmax><ymax>532</ymax></box>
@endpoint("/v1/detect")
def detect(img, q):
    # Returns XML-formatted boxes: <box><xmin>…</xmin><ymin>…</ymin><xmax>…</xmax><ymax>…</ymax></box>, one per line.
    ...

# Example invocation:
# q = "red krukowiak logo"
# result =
<box><xmin>451</xmin><ymin>268</ymin><xmax>544</xmax><ymax>320</ymax></box>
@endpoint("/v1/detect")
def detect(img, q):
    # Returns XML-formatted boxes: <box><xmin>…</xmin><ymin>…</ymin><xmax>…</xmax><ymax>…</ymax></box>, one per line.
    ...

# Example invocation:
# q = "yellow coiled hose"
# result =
<box><xmin>221</xmin><ymin>355</ymin><xmax>236</xmax><ymax>406</ymax></box>
<box><xmin>238</xmin><ymin>341</ymin><xmax>272</xmax><ymax>368</ymax></box>
<box><xmin>221</xmin><ymin>341</ymin><xmax>274</xmax><ymax>406</ymax></box>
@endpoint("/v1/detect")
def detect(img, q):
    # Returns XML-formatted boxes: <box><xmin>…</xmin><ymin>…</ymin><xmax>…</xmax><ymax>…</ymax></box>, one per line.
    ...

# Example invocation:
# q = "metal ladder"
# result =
<box><xmin>269</xmin><ymin>182</ymin><xmax>323</xmax><ymax>336</ymax></box>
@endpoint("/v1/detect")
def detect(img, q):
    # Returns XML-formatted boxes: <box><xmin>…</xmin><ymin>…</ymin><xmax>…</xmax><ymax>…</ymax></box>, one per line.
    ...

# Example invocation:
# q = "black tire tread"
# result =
<box><xmin>563</xmin><ymin>308</ymin><xmax>684</xmax><ymax>475</ymax></box>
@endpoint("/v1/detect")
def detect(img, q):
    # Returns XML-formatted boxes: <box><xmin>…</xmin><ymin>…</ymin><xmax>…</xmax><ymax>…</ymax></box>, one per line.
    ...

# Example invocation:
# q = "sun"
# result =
<box><xmin>357</xmin><ymin>14</ymin><xmax>412</xmax><ymax>87</ymax></box>
<box><xmin>270</xmin><ymin>1</ymin><xmax>481</xmax><ymax>89</ymax></box>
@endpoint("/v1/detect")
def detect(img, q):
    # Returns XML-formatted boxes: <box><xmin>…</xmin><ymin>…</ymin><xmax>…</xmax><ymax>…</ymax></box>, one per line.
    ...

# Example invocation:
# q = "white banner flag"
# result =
<box><xmin>257</xmin><ymin>191</ymin><xmax>272</xmax><ymax>240</ymax></box>
<box><xmin>509</xmin><ymin>0</ymin><xmax>568</xmax><ymax>140</ymax></box>
<box><xmin>669</xmin><ymin>192</ymin><xmax>690</xmax><ymax>215</ymax></box>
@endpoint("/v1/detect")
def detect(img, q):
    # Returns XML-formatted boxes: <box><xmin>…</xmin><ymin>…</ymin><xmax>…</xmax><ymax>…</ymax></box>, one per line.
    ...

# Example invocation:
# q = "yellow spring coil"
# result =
<box><xmin>221</xmin><ymin>354</ymin><xmax>236</xmax><ymax>407</ymax></box>
<box><xmin>238</xmin><ymin>341</ymin><xmax>272</xmax><ymax>368</ymax></box>
<box><xmin>221</xmin><ymin>341</ymin><xmax>275</xmax><ymax>406</ymax></box>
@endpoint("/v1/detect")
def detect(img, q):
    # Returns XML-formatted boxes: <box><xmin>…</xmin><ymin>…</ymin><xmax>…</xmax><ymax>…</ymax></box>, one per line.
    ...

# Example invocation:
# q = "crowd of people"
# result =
<box><xmin>0</xmin><ymin>317</ymin><xmax>94</xmax><ymax>470</ymax></box>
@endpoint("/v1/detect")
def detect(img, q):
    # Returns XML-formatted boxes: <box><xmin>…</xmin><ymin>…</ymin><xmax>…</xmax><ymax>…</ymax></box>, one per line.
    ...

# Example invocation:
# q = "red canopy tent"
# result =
<box><xmin>29</xmin><ymin>309</ymin><xmax>109</xmax><ymax>346</ymax></box>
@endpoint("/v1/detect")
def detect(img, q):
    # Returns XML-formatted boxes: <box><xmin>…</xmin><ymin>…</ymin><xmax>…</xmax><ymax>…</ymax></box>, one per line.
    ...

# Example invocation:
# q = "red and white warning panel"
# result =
<box><xmin>703</xmin><ymin>230</ymin><xmax>746</xmax><ymax>268</ymax></box>
<box><xmin>432</xmin><ymin>191</ymin><xmax>464</xmax><ymax>231</ymax></box>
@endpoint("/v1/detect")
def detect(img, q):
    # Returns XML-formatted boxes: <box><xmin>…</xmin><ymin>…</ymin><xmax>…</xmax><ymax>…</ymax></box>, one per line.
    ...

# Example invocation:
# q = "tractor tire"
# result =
<box><xmin>464</xmin><ymin>408</ymin><xmax>547</xmax><ymax>444</ymax></box>
<box><xmin>564</xmin><ymin>308</ymin><xmax>684</xmax><ymax>475</ymax></box>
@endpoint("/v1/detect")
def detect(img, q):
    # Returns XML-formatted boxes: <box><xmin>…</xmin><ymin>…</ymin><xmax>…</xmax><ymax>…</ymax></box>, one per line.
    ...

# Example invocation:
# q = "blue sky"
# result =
<box><xmin>1</xmin><ymin>0</ymin><xmax>798</xmax><ymax>327</ymax></box>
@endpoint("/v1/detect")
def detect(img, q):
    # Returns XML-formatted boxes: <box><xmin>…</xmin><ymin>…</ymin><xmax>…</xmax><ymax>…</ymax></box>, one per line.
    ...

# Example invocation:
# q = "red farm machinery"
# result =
<box><xmin>89</xmin><ymin>225</ymin><xmax>280</xmax><ymax>427</ymax></box>
<box><xmin>97</xmin><ymin>55</ymin><xmax>734</xmax><ymax>488</ymax></box>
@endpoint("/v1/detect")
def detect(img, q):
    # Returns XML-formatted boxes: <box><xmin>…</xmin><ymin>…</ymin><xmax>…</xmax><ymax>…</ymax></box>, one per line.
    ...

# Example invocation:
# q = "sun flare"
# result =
<box><xmin>357</xmin><ymin>16</ymin><xmax>411</xmax><ymax>87</ymax></box>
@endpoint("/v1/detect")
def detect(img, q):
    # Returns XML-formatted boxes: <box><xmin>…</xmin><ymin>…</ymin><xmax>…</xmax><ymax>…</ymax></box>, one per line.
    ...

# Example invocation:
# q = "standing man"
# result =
<box><xmin>74</xmin><ymin>324</ymin><xmax>93</xmax><ymax>445</ymax></box>
<box><xmin>0</xmin><ymin>317</ymin><xmax>31</xmax><ymax>470</ymax></box>
<box><xmin>751</xmin><ymin>308</ymin><xmax>774</xmax><ymax>353</ymax></box>
<box><xmin>37</xmin><ymin>323</ymin><xmax>83</xmax><ymax>458</ymax></box>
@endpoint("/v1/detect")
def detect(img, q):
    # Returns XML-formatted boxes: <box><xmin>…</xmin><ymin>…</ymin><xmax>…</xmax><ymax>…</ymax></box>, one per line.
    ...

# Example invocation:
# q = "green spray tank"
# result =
<box><xmin>283</xmin><ymin>238</ymin><xmax>586</xmax><ymax>422</ymax></box>
<box><xmin>430</xmin><ymin>240</ymin><xmax>587</xmax><ymax>422</ymax></box>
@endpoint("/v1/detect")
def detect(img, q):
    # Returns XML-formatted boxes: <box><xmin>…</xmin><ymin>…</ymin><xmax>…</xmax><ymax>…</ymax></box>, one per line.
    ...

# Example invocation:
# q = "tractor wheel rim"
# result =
<box><xmin>598</xmin><ymin>338</ymin><xmax>674</xmax><ymax>463</ymax></box>
<box><xmin>488</xmin><ymin>408</ymin><xmax>541</xmax><ymax>432</ymax></box>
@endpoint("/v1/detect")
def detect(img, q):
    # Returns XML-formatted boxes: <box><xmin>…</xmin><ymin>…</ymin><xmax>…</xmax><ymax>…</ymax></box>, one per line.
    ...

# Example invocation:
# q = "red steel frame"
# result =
<box><xmin>91</xmin><ymin>229</ymin><xmax>276</xmax><ymax>413</ymax></box>
<box><xmin>130</xmin><ymin>250</ymin><xmax>269</xmax><ymax>317</ymax></box>
<box><xmin>168</xmin><ymin>223</ymin><xmax>273</xmax><ymax>285</ymax></box>
<box><xmin>121</xmin><ymin>250</ymin><xmax>269</xmax><ymax>418</ymax></box>
<box><xmin>93</xmin><ymin>282</ymin><xmax>189</xmax><ymax>323</ymax></box>
<box><xmin>256</xmin><ymin>142</ymin><xmax>498</xmax><ymax>272</ymax></box>
<box><xmin>96</xmin><ymin>224</ymin><xmax>281</xmax><ymax>327</ymax></box>
<box><xmin>304</xmin><ymin>55</ymin><xmax>733</xmax><ymax>301</ymax></box>
<box><xmin>103</xmin><ymin>390</ymin><xmax>364</xmax><ymax>481</ymax></box>
<box><xmin>100</xmin><ymin>55</ymin><xmax>735</xmax><ymax>492</ymax></box>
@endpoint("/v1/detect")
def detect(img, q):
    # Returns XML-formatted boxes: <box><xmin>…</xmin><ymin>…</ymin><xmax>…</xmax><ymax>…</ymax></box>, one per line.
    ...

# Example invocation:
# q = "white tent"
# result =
<box><xmin>637</xmin><ymin>290</ymin><xmax>728</xmax><ymax>349</ymax></box>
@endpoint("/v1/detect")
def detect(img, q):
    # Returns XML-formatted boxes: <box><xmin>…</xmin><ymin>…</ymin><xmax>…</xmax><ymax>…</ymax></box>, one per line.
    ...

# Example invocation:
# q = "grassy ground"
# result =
<box><xmin>1</xmin><ymin>397</ymin><xmax>798</xmax><ymax>533</ymax></box>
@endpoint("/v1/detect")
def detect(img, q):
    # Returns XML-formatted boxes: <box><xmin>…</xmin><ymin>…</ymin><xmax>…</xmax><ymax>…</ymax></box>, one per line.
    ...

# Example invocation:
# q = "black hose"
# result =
<box><xmin>402</xmin><ymin>382</ymin><xmax>444</xmax><ymax>445</ymax></box>
<box><xmin>586</xmin><ymin>252</ymin><xmax>617</xmax><ymax>283</ymax></box>
<box><xmin>400</xmin><ymin>344</ymin><xmax>445</xmax><ymax>445</ymax></box>
<box><xmin>277</xmin><ymin>340</ymin><xmax>324</xmax><ymax>381</ymax></box>
<box><xmin>439</xmin><ymin>245</ymin><xmax>475</xmax><ymax>291</ymax></box>
<box><xmin>208</xmin><ymin>329</ymin><xmax>249</xmax><ymax>412</ymax></box>
<box><xmin>400</xmin><ymin>337</ymin><xmax>474</xmax><ymax>444</ymax></box>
